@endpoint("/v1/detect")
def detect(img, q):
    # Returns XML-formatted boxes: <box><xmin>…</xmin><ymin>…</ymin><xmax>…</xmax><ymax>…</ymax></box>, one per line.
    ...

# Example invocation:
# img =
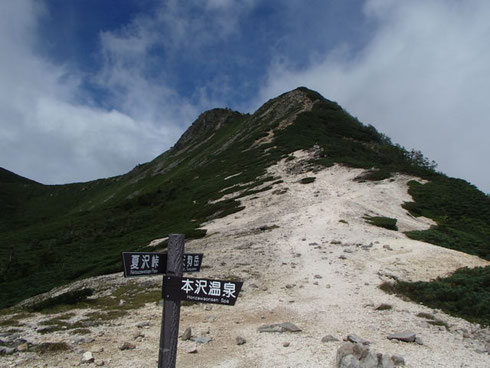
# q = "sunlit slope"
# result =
<box><xmin>0</xmin><ymin>87</ymin><xmax>488</xmax><ymax>308</ymax></box>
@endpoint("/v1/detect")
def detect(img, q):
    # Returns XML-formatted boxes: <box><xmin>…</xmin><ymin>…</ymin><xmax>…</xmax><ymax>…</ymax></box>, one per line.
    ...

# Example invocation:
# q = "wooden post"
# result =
<box><xmin>158</xmin><ymin>234</ymin><xmax>185</xmax><ymax>368</ymax></box>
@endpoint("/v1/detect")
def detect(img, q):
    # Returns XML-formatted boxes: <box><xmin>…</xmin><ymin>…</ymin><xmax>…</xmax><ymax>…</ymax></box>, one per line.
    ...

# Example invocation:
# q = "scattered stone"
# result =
<box><xmin>314</xmin><ymin>274</ymin><xmax>323</xmax><ymax>279</ymax></box>
<box><xmin>343</xmin><ymin>249</ymin><xmax>354</xmax><ymax>253</ymax></box>
<box><xmin>187</xmin><ymin>347</ymin><xmax>198</xmax><ymax>354</ymax></box>
<box><xmin>16</xmin><ymin>343</ymin><xmax>28</xmax><ymax>352</ymax></box>
<box><xmin>325</xmin><ymin>284</ymin><xmax>331</xmax><ymax>288</ymax></box>
<box><xmin>194</xmin><ymin>336</ymin><xmax>212</xmax><ymax>344</ymax></box>
<box><xmin>119</xmin><ymin>342</ymin><xmax>136</xmax><ymax>350</ymax></box>
<box><xmin>339</xmin><ymin>255</ymin><xmax>347</xmax><ymax>260</ymax></box>
<box><xmin>0</xmin><ymin>346</ymin><xmax>16</xmax><ymax>355</ymax></box>
<box><xmin>81</xmin><ymin>351</ymin><xmax>94</xmax><ymax>364</ymax></box>
<box><xmin>236</xmin><ymin>336</ymin><xmax>246</xmax><ymax>345</ymax></box>
<box><xmin>181</xmin><ymin>328</ymin><xmax>192</xmax><ymax>341</ymax></box>
<box><xmin>383</xmin><ymin>245</ymin><xmax>393</xmax><ymax>251</ymax></box>
<box><xmin>414</xmin><ymin>337</ymin><xmax>424</xmax><ymax>345</ymax></box>
<box><xmin>95</xmin><ymin>361</ymin><xmax>105</xmax><ymax>367</ymax></box>
<box><xmin>258</xmin><ymin>322</ymin><xmax>301</xmax><ymax>333</ymax></box>
<box><xmin>391</xmin><ymin>354</ymin><xmax>406</xmax><ymax>366</ymax></box>
<box><xmin>133</xmin><ymin>331</ymin><xmax>144</xmax><ymax>339</ymax></box>
<box><xmin>347</xmin><ymin>334</ymin><xmax>371</xmax><ymax>345</ymax></box>
<box><xmin>91</xmin><ymin>345</ymin><xmax>104</xmax><ymax>353</ymax></box>
<box><xmin>249</xmin><ymin>283</ymin><xmax>259</xmax><ymax>289</ymax></box>
<box><xmin>387</xmin><ymin>331</ymin><xmax>416</xmax><ymax>343</ymax></box>
<box><xmin>322</xmin><ymin>335</ymin><xmax>339</xmax><ymax>343</ymax></box>
<box><xmin>313</xmin><ymin>281</ymin><xmax>319</xmax><ymax>285</ymax></box>
<box><xmin>336</xmin><ymin>342</ymin><xmax>403</xmax><ymax>368</ymax></box>
<box><xmin>136</xmin><ymin>321</ymin><xmax>150</xmax><ymax>328</ymax></box>
<box><xmin>283</xmin><ymin>342</ymin><xmax>290</xmax><ymax>347</ymax></box>
<box><xmin>285</xmin><ymin>284</ymin><xmax>295</xmax><ymax>289</ymax></box>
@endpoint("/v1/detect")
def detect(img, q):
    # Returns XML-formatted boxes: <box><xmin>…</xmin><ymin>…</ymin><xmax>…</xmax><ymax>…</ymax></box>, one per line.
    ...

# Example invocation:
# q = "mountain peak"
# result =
<box><xmin>172</xmin><ymin>108</ymin><xmax>244</xmax><ymax>152</ymax></box>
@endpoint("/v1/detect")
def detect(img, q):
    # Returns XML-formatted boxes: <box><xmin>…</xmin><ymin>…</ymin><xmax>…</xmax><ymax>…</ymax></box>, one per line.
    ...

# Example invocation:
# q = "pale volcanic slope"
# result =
<box><xmin>3</xmin><ymin>149</ymin><xmax>489</xmax><ymax>368</ymax></box>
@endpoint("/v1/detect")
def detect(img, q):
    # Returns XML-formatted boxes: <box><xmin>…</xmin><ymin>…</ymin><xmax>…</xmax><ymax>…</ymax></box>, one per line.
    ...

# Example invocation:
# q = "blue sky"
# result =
<box><xmin>1</xmin><ymin>0</ymin><xmax>489</xmax><ymax>193</ymax></box>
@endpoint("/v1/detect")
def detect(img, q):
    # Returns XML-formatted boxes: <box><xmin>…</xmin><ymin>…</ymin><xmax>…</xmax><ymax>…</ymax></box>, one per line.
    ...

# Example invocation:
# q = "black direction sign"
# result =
<box><xmin>122</xmin><ymin>252</ymin><xmax>203</xmax><ymax>277</ymax></box>
<box><xmin>163</xmin><ymin>276</ymin><xmax>243</xmax><ymax>306</ymax></box>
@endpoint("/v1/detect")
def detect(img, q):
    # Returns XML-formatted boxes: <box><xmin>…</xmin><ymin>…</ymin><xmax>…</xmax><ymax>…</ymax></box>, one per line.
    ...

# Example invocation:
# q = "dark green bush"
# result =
<box><xmin>364</xmin><ymin>216</ymin><xmax>398</xmax><ymax>231</ymax></box>
<box><xmin>26</xmin><ymin>288</ymin><xmax>94</xmax><ymax>312</ymax></box>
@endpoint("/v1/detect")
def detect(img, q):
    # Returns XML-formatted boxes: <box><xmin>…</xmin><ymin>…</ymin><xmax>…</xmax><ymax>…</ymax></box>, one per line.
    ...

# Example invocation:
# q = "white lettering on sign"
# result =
<box><xmin>208</xmin><ymin>281</ymin><xmax>221</xmax><ymax>296</ymax></box>
<box><xmin>186</xmin><ymin>256</ymin><xmax>193</xmax><ymax>267</ymax></box>
<box><xmin>141</xmin><ymin>255</ymin><xmax>150</xmax><ymax>269</ymax></box>
<box><xmin>223</xmin><ymin>282</ymin><xmax>236</xmax><ymax>298</ymax></box>
<box><xmin>181</xmin><ymin>279</ymin><xmax>194</xmax><ymax>293</ymax></box>
<box><xmin>195</xmin><ymin>280</ymin><xmax>208</xmax><ymax>295</ymax></box>
<box><xmin>151</xmin><ymin>255</ymin><xmax>159</xmax><ymax>268</ymax></box>
<box><xmin>193</xmin><ymin>255</ymin><xmax>200</xmax><ymax>267</ymax></box>
<box><xmin>130</xmin><ymin>255</ymin><xmax>140</xmax><ymax>270</ymax></box>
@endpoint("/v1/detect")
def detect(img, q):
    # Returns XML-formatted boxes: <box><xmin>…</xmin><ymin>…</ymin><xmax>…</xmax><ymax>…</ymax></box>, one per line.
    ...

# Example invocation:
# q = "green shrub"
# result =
<box><xmin>364</xmin><ymin>216</ymin><xmax>398</xmax><ymax>231</ymax></box>
<box><xmin>26</xmin><ymin>288</ymin><xmax>94</xmax><ymax>312</ymax></box>
<box><xmin>389</xmin><ymin>266</ymin><xmax>490</xmax><ymax>326</ymax></box>
<box><xmin>300</xmin><ymin>177</ymin><xmax>316</xmax><ymax>184</ymax></box>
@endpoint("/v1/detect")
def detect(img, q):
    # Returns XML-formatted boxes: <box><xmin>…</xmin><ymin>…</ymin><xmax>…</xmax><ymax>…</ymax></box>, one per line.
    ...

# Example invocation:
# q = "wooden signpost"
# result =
<box><xmin>121</xmin><ymin>234</ymin><xmax>243</xmax><ymax>368</ymax></box>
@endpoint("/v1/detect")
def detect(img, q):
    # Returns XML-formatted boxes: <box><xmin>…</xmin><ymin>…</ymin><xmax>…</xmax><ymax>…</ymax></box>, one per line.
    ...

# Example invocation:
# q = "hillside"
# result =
<box><xmin>0</xmin><ymin>87</ymin><xmax>489</xmax><ymax>312</ymax></box>
<box><xmin>0</xmin><ymin>151</ymin><xmax>489</xmax><ymax>367</ymax></box>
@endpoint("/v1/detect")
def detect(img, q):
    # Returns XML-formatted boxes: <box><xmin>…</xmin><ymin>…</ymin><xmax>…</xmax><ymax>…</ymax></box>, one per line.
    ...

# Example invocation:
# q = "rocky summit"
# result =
<box><xmin>0</xmin><ymin>87</ymin><xmax>489</xmax><ymax>367</ymax></box>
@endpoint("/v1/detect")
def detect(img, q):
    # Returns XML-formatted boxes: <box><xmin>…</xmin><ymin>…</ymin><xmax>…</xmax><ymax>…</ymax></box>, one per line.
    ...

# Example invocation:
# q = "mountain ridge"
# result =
<box><xmin>0</xmin><ymin>87</ymin><xmax>488</xmax><ymax>310</ymax></box>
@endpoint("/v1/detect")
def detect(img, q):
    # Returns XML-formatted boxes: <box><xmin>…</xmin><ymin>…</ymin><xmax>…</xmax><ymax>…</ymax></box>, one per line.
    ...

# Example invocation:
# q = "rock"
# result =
<box><xmin>381</xmin><ymin>354</ymin><xmax>395</xmax><ymax>368</ymax></box>
<box><xmin>187</xmin><ymin>346</ymin><xmax>198</xmax><ymax>354</ymax></box>
<box><xmin>194</xmin><ymin>336</ymin><xmax>212</xmax><ymax>344</ymax></box>
<box><xmin>361</xmin><ymin>351</ymin><xmax>379</xmax><ymax>368</ymax></box>
<box><xmin>16</xmin><ymin>343</ymin><xmax>28</xmax><ymax>352</ymax></box>
<box><xmin>285</xmin><ymin>284</ymin><xmax>295</xmax><ymax>289</ymax></box>
<box><xmin>391</xmin><ymin>354</ymin><xmax>406</xmax><ymax>366</ymax></box>
<box><xmin>257</xmin><ymin>322</ymin><xmax>301</xmax><ymax>333</ymax></box>
<box><xmin>383</xmin><ymin>245</ymin><xmax>393</xmax><ymax>251</ymax></box>
<box><xmin>387</xmin><ymin>331</ymin><xmax>416</xmax><ymax>343</ymax></box>
<box><xmin>181</xmin><ymin>327</ymin><xmax>192</xmax><ymax>341</ymax></box>
<box><xmin>0</xmin><ymin>346</ymin><xmax>16</xmax><ymax>355</ymax></box>
<box><xmin>314</xmin><ymin>274</ymin><xmax>323</xmax><ymax>279</ymax></box>
<box><xmin>339</xmin><ymin>354</ymin><xmax>360</xmax><ymax>368</ymax></box>
<box><xmin>322</xmin><ymin>335</ymin><xmax>339</xmax><ymax>343</ymax></box>
<box><xmin>133</xmin><ymin>331</ymin><xmax>144</xmax><ymax>339</ymax></box>
<box><xmin>91</xmin><ymin>345</ymin><xmax>104</xmax><ymax>353</ymax></box>
<box><xmin>283</xmin><ymin>342</ymin><xmax>290</xmax><ymax>347</ymax></box>
<box><xmin>136</xmin><ymin>320</ymin><xmax>150</xmax><ymax>328</ymax></box>
<box><xmin>414</xmin><ymin>337</ymin><xmax>424</xmax><ymax>345</ymax></box>
<box><xmin>336</xmin><ymin>342</ymin><xmax>401</xmax><ymax>368</ymax></box>
<box><xmin>95</xmin><ymin>361</ymin><xmax>105</xmax><ymax>367</ymax></box>
<box><xmin>81</xmin><ymin>351</ymin><xmax>94</xmax><ymax>364</ymax></box>
<box><xmin>236</xmin><ymin>336</ymin><xmax>246</xmax><ymax>345</ymax></box>
<box><xmin>119</xmin><ymin>342</ymin><xmax>136</xmax><ymax>350</ymax></box>
<box><xmin>347</xmin><ymin>334</ymin><xmax>371</xmax><ymax>345</ymax></box>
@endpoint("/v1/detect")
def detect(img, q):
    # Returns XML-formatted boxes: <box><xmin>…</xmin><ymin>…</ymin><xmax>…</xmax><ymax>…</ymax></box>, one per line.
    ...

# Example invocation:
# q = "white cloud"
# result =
<box><xmin>258</xmin><ymin>0</ymin><xmax>490</xmax><ymax>193</ymax></box>
<box><xmin>0</xmin><ymin>1</ymin><xmax>193</xmax><ymax>184</ymax></box>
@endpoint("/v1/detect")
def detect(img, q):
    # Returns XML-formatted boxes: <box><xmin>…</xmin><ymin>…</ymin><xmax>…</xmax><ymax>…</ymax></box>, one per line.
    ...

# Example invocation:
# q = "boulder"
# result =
<box><xmin>387</xmin><ymin>331</ymin><xmax>416</xmax><ymax>343</ymax></box>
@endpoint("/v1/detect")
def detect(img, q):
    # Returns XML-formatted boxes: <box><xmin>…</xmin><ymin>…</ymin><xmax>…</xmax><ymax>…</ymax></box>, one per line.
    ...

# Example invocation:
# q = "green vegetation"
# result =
<box><xmin>300</xmin><ymin>177</ymin><xmax>316</xmax><ymax>184</ymax></box>
<box><xmin>364</xmin><ymin>215</ymin><xmax>398</xmax><ymax>231</ymax></box>
<box><xmin>403</xmin><ymin>178</ymin><xmax>490</xmax><ymax>260</ymax></box>
<box><xmin>1</xmin><ymin>86</ymin><xmax>489</xmax><ymax>328</ymax></box>
<box><xmin>26</xmin><ymin>288</ymin><xmax>94</xmax><ymax>312</ymax></box>
<box><xmin>386</xmin><ymin>267</ymin><xmax>490</xmax><ymax>326</ymax></box>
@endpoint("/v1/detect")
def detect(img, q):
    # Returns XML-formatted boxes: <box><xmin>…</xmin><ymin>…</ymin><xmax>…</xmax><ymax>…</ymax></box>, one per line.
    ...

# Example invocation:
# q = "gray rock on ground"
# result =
<box><xmin>257</xmin><ymin>322</ymin><xmax>302</xmax><ymax>333</ymax></box>
<box><xmin>347</xmin><ymin>334</ymin><xmax>371</xmax><ymax>345</ymax></box>
<box><xmin>181</xmin><ymin>327</ymin><xmax>192</xmax><ymax>341</ymax></box>
<box><xmin>387</xmin><ymin>331</ymin><xmax>416</xmax><ymax>343</ymax></box>
<box><xmin>336</xmin><ymin>342</ymin><xmax>405</xmax><ymax>368</ymax></box>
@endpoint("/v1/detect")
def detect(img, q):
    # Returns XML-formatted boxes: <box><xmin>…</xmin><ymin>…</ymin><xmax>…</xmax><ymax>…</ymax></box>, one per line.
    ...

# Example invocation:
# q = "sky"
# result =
<box><xmin>0</xmin><ymin>0</ymin><xmax>489</xmax><ymax>193</ymax></box>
